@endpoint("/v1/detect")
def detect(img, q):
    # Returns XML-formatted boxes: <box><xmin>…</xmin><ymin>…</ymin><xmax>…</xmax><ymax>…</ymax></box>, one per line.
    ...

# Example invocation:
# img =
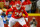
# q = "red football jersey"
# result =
<box><xmin>6</xmin><ymin>5</ymin><xmax>28</xmax><ymax>19</ymax></box>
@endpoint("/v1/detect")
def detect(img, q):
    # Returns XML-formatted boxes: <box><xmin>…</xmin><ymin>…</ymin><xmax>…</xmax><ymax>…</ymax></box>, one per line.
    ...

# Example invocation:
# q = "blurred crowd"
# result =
<box><xmin>0</xmin><ymin>0</ymin><xmax>40</xmax><ymax>13</ymax></box>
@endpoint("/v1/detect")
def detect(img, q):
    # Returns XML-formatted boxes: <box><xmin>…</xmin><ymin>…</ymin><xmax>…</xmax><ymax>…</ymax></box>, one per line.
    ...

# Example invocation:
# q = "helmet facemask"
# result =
<box><xmin>16</xmin><ymin>3</ymin><xmax>22</xmax><ymax>10</ymax></box>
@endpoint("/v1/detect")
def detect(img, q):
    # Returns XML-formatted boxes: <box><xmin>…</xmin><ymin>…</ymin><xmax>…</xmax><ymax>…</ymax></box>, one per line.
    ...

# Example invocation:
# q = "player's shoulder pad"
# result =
<box><xmin>11</xmin><ymin>5</ymin><xmax>16</xmax><ymax>8</ymax></box>
<box><xmin>2</xmin><ymin>13</ymin><xmax>6</xmax><ymax>17</ymax></box>
<box><xmin>22</xmin><ymin>5</ymin><xmax>25</xmax><ymax>8</ymax></box>
<box><xmin>22</xmin><ymin>6</ymin><xmax>26</xmax><ymax>10</ymax></box>
<box><xmin>13</xmin><ymin>5</ymin><xmax>16</xmax><ymax>7</ymax></box>
<box><xmin>21</xmin><ymin>5</ymin><xmax>25</xmax><ymax>8</ymax></box>
<box><xmin>11</xmin><ymin>5</ymin><xmax>16</xmax><ymax>9</ymax></box>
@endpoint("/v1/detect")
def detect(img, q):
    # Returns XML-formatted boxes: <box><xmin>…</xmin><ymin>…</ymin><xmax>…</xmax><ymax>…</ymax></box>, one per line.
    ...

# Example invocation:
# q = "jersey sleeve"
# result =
<box><xmin>6</xmin><ymin>8</ymin><xmax>13</xmax><ymax>15</ymax></box>
<box><xmin>23</xmin><ymin>7</ymin><xmax>28</xmax><ymax>18</ymax></box>
<box><xmin>2</xmin><ymin>13</ymin><xmax>6</xmax><ymax>17</ymax></box>
<box><xmin>6</xmin><ymin>5</ymin><xmax>16</xmax><ymax>15</ymax></box>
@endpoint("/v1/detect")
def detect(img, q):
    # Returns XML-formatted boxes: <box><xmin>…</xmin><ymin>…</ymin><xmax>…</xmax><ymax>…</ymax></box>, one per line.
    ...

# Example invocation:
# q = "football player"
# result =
<box><xmin>6</xmin><ymin>2</ymin><xmax>28</xmax><ymax>27</ymax></box>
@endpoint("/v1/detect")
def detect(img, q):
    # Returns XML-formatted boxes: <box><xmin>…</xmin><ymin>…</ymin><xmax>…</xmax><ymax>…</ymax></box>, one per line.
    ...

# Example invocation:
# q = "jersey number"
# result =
<box><xmin>15</xmin><ymin>12</ymin><xmax>22</xmax><ymax>16</ymax></box>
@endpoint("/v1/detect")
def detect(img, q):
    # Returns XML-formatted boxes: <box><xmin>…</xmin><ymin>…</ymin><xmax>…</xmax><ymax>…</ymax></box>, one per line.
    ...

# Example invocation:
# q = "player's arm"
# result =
<box><xmin>2</xmin><ymin>13</ymin><xmax>7</xmax><ymax>21</ymax></box>
<box><xmin>6</xmin><ymin>8</ymin><xmax>13</xmax><ymax>15</ymax></box>
<box><xmin>2</xmin><ymin>13</ymin><xmax>8</xmax><ymax>24</ymax></box>
<box><xmin>23</xmin><ymin>7</ymin><xmax>28</xmax><ymax>18</ymax></box>
<box><xmin>6</xmin><ymin>5</ymin><xmax>15</xmax><ymax>15</ymax></box>
<box><xmin>23</xmin><ymin>7</ymin><xmax>28</xmax><ymax>22</ymax></box>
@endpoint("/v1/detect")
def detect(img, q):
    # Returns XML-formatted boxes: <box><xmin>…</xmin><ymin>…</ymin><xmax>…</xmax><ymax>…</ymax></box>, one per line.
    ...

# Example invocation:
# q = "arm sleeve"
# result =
<box><xmin>25</xmin><ymin>18</ymin><xmax>28</xmax><ymax>22</ymax></box>
<box><xmin>2</xmin><ymin>13</ymin><xmax>6</xmax><ymax>17</ymax></box>
<box><xmin>6</xmin><ymin>8</ymin><xmax>13</xmax><ymax>15</ymax></box>
<box><xmin>23</xmin><ymin>7</ymin><xmax>28</xmax><ymax>18</ymax></box>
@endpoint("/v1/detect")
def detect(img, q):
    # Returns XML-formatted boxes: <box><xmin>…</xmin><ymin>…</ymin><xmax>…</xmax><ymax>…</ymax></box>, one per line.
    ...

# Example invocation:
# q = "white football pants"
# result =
<box><xmin>9</xmin><ymin>17</ymin><xmax>26</xmax><ymax>27</ymax></box>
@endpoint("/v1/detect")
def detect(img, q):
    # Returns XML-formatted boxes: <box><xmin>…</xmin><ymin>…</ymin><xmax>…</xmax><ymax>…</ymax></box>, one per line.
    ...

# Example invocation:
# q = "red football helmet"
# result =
<box><xmin>15</xmin><ymin>2</ymin><xmax>22</xmax><ymax>9</ymax></box>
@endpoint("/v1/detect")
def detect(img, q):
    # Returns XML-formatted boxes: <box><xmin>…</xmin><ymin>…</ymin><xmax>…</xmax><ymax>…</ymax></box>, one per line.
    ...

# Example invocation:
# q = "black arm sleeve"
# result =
<box><xmin>2</xmin><ymin>13</ymin><xmax>6</xmax><ymax>17</ymax></box>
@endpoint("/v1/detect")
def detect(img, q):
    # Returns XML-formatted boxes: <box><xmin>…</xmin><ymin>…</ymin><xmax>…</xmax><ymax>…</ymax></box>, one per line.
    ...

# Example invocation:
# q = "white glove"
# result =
<box><xmin>25</xmin><ymin>18</ymin><xmax>28</xmax><ymax>22</ymax></box>
<box><xmin>4</xmin><ymin>16</ymin><xmax>7</xmax><ymax>21</ymax></box>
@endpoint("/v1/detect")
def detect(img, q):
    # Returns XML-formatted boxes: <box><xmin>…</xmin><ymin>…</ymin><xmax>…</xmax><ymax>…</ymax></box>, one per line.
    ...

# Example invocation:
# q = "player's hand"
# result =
<box><xmin>5</xmin><ymin>15</ymin><xmax>7</xmax><ymax>20</ymax></box>
<box><xmin>25</xmin><ymin>18</ymin><xmax>28</xmax><ymax>22</ymax></box>
<box><xmin>5</xmin><ymin>15</ymin><xmax>9</xmax><ymax>24</ymax></box>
